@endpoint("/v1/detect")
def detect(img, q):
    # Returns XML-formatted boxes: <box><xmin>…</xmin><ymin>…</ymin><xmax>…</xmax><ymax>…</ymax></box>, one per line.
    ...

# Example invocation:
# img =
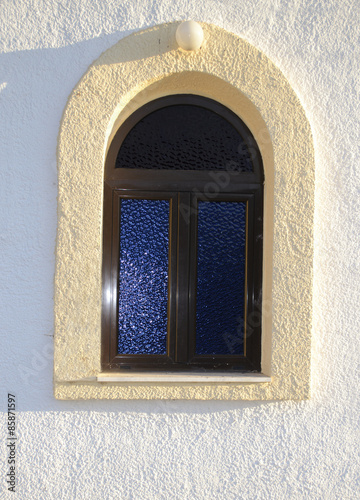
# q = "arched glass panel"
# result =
<box><xmin>116</xmin><ymin>104</ymin><xmax>253</xmax><ymax>172</ymax></box>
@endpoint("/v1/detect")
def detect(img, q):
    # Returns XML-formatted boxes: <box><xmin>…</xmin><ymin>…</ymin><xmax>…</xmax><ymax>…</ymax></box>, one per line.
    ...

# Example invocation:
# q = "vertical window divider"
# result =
<box><xmin>175</xmin><ymin>192</ymin><xmax>191</xmax><ymax>364</ymax></box>
<box><xmin>188</xmin><ymin>193</ymin><xmax>199</xmax><ymax>362</ymax></box>
<box><xmin>167</xmin><ymin>194</ymin><xmax>179</xmax><ymax>362</ymax></box>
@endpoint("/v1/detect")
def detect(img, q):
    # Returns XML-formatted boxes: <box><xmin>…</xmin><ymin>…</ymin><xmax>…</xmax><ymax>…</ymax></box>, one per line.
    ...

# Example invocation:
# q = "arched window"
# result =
<box><xmin>102</xmin><ymin>95</ymin><xmax>264</xmax><ymax>372</ymax></box>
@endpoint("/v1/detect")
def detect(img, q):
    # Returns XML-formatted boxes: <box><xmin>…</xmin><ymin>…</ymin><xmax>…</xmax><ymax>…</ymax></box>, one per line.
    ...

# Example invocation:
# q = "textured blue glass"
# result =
<box><xmin>118</xmin><ymin>199</ymin><xmax>169</xmax><ymax>355</ymax></box>
<box><xmin>196</xmin><ymin>202</ymin><xmax>246</xmax><ymax>355</ymax></box>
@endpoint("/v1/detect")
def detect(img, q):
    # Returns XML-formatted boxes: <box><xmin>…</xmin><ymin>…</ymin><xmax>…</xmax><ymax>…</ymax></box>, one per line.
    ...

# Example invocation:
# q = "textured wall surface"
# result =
<box><xmin>1</xmin><ymin>0</ymin><xmax>359</xmax><ymax>498</ymax></box>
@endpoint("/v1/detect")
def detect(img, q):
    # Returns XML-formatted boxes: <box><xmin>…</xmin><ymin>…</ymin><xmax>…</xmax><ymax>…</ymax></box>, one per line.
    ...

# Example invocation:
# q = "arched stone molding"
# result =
<box><xmin>55</xmin><ymin>22</ymin><xmax>314</xmax><ymax>400</ymax></box>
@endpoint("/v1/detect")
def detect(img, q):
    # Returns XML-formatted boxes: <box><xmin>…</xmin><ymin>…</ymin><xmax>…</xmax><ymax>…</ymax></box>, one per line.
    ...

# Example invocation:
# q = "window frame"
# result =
<box><xmin>101</xmin><ymin>94</ymin><xmax>264</xmax><ymax>373</ymax></box>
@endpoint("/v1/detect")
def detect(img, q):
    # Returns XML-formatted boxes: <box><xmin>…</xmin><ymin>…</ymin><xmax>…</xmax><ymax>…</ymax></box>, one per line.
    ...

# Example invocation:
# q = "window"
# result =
<box><xmin>102</xmin><ymin>94</ymin><xmax>264</xmax><ymax>372</ymax></box>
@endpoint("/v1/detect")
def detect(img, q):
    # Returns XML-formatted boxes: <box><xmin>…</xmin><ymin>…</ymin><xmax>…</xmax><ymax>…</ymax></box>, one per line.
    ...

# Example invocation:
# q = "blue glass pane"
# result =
<box><xmin>196</xmin><ymin>201</ymin><xmax>246</xmax><ymax>355</ymax></box>
<box><xmin>118</xmin><ymin>199</ymin><xmax>169</xmax><ymax>355</ymax></box>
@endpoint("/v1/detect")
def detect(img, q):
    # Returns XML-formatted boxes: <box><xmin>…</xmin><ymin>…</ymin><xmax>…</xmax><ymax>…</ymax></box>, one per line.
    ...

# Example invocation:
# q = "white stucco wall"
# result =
<box><xmin>1</xmin><ymin>1</ymin><xmax>359</xmax><ymax>498</ymax></box>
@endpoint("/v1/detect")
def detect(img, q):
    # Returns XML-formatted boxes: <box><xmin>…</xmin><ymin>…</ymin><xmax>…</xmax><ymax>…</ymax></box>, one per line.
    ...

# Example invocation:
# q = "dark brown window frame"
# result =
<box><xmin>102</xmin><ymin>94</ymin><xmax>264</xmax><ymax>372</ymax></box>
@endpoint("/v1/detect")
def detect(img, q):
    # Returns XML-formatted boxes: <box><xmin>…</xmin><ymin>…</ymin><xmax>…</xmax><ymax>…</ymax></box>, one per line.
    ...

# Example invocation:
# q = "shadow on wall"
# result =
<box><xmin>93</xmin><ymin>23</ymin><xmax>178</xmax><ymax>65</ymax></box>
<box><xmin>0</xmin><ymin>31</ymin><xmax>130</xmax><ymax>414</ymax></box>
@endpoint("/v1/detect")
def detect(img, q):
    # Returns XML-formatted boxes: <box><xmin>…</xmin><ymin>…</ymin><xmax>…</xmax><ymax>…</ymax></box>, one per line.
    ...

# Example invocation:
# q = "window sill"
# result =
<box><xmin>97</xmin><ymin>372</ymin><xmax>271</xmax><ymax>383</ymax></box>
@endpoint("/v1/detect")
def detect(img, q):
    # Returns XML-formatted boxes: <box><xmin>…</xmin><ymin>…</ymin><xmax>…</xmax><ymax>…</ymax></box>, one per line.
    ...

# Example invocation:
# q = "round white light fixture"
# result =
<box><xmin>176</xmin><ymin>21</ymin><xmax>204</xmax><ymax>51</ymax></box>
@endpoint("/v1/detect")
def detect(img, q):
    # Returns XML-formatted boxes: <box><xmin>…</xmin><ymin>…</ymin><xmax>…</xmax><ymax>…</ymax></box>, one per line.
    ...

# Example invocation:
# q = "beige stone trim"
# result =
<box><xmin>54</xmin><ymin>22</ymin><xmax>314</xmax><ymax>400</ymax></box>
<box><xmin>96</xmin><ymin>373</ymin><xmax>272</xmax><ymax>383</ymax></box>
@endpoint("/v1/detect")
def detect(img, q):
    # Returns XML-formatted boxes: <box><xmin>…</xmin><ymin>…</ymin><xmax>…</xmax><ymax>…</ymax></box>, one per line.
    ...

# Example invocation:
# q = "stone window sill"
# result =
<box><xmin>97</xmin><ymin>372</ymin><xmax>271</xmax><ymax>383</ymax></box>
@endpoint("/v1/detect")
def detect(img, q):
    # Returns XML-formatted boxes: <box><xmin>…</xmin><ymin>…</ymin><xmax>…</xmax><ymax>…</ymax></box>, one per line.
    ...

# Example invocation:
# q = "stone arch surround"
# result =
<box><xmin>54</xmin><ymin>22</ymin><xmax>314</xmax><ymax>400</ymax></box>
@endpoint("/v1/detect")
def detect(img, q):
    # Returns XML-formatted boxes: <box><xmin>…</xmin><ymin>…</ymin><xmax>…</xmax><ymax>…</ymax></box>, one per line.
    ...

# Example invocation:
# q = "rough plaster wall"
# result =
<box><xmin>0</xmin><ymin>0</ymin><xmax>359</xmax><ymax>498</ymax></box>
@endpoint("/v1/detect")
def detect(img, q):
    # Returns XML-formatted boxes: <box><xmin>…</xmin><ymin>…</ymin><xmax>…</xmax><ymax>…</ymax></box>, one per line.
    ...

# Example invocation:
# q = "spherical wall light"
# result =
<box><xmin>176</xmin><ymin>21</ymin><xmax>204</xmax><ymax>51</ymax></box>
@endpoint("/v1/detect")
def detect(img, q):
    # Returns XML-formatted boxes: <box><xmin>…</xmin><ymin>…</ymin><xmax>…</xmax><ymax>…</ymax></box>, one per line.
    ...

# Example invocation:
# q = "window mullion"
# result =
<box><xmin>175</xmin><ymin>192</ymin><xmax>191</xmax><ymax>364</ymax></box>
<box><xmin>187</xmin><ymin>193</ymin><xmax>198</xmax><ymax>362</ymax></box>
